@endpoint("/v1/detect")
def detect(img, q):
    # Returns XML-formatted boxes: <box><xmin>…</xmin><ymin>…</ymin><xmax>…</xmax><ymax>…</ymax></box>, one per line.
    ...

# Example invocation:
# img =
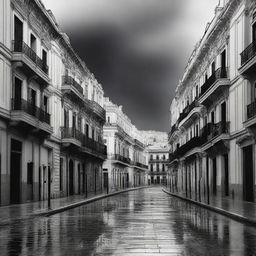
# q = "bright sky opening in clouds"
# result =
<box><xmin>41</xmin><ymin>0</ymin><xmax>219</xmax><ymax>131</ymax></box>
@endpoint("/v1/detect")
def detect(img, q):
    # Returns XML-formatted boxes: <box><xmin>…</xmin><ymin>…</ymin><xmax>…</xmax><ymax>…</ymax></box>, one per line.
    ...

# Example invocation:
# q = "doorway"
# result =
<box><xmin>224</xmin><ymin>154</ymin><xmax>229</xmax><ymax>197</ymax></box>
<box><xmin>243</xmin><ymin>145</ymin><xmax>254</xmax><ymax>202</ymax></box>
<box><xmin>69</xmin><ymin>160</ymin><xmax>74</xmax><ymax>196</ymax></box>
<box><xmin>212</xmin><ymin>158</ymin><xmax>217</xmax><ymax>196</ymax></box>
<box><xmin>10</xmin><ymin>139</ymin><xmax>22</xmax><ymax>204</ymax></box>
<box><xmin>78</xmin><ymin>164</ymin><xmax>81</xmax><ymax>195</ymax></box>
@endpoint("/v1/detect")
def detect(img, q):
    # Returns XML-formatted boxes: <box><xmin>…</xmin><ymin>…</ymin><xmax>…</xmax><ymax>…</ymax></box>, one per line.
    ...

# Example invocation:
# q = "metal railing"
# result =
<box><xmin>168</xmin><ymin>121</ymin><xmax>229</xmax><ymax>161</ymax></box>
<box><xmin>83</xmin><ymin>136</ymin><xmax>107</xmax><ymax>155</ymax></box>
<box><xmin>12</xmin><ymin>40</ymin><xmax>48</xmax><ymax>74</ymax></box>
<box><xmin>200</xmin><ymin>68</ymin><xmax>228</xmax><ymax>96</ymax></box>
<box><xmin>12</xmin><ymin>98</ymin><xmax>50</xmax><ymax>124</ymax></box>
<box><xmin>60</xmin><ymin>127</ymin><xmax>107</xmax><ymax>155</ymax></box>
<box><xmin>241</xmin><ymin>42</ymin><xmax>256</xmax><ymax>66</ymax></box>
<box><xmin>178</xmin><ymin>100</ymin><xmax>198</xmax><ymax>124</ymax></box>
<box><xmin>247</xmin><ymin>100</ymin><xmax>256</xmax><ymax>119</ymax></box>
<box><xmin>62</xmin><ymin>75</ymin><xmax>84</xmax><ymax>95</ymax></box>
<box><xmin>91</xmin><ymin>101</ymin><xmax>106</xmax><ymax>120</ymax></box>
<box><xmin>112</xmin><ymin>154</ymin><xmax>131</xmax><ymax>164</ymax></box>
<box><xmin>60</xmin><ymin>127</ymin><xmax>84</xmax><ymax>141</ymax></box>
<box><xmin>135</xmin><ymin>162</ymin><xmax>148</xmax><ymax>169</ymax></box>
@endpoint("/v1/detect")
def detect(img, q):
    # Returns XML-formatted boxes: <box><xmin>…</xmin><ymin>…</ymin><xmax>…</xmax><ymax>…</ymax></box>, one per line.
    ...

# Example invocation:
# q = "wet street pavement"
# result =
<box><xmin>0</xmin><ymin>187</ymin><xmax>256</xmax><ymax>256</ymax></box>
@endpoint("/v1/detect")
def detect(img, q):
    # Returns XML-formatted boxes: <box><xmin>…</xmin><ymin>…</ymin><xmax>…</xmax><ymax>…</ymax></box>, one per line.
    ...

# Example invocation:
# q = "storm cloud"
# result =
<box><xmin>42</xmin><ymin>0</ymin><xmax>219</xmax><ymax>131</ymax></box>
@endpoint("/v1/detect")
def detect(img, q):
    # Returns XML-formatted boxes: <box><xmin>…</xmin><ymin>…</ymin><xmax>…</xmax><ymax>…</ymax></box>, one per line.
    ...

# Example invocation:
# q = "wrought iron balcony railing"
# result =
<box><xmin>135</xmin><ymin>162</ymin><xmax>148</xmax><ymax>169</ymax></box>
<box><xmin>61</xmin><ymin>127</ymin><xmax>107</xmax><ymax>155</ymax></box>
<box><xmin>12</xmin><ymin>98</ymin><xmax>50</xmax><ymax>125</ymax></box>
<box><xmin>62</xmin><ymin>75</ymin><xmax>84</xmax><ymax>95</ymax></box>
<box><xmin>60</xmin><ymin>127</ymin><xmax>84</xmax><ymax>141</ymax></box>
<box><xmin>112</xmin><ymin>154</ymin><xmax>131</xmax><ymax>164</ymax></box>
<box><xmin>201</xmin><ymin>121</ymin><xmax>230</xmax><ymax>142</ymax></box>
<box><xmin>12</xmin><ymin>40</ymin><xmax>48</xmax><ymax>74</ymax></box>
<box><xmin>83</xmin><ymin>136</ymin><xmax>107</xmax><ymax>156</ymax></box>
<box><xmin>178</xmin><ymin>100</ymin><xmax>198</xmax><ymax>124</ymax></box>
<box><xmin>247</xmin><ymin>100</ymin><xmax>256</xmax><ymax>119</ymax></box>
<box><xmin>241</xmin><ymin>42</ymin><xmax>256</xmax><ymax>67</ymax></box>
<box><xmin>200</xmin><ymin>68</ymin><xmax>228</xmax><ymax>96</ymax></box>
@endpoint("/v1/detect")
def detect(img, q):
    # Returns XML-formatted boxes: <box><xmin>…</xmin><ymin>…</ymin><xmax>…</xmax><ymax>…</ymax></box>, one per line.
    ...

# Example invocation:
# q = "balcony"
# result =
<box><xmin>61</xmin><ymin>127</ymin><xmax>83</xmax><ymax>148</ymax></box>
<box><xmin>149</xmin><ymin>171</ymin><xmax>167</xmax><ymax>176</ymax></box>
<box><xmin>134</xmin><ymin>162</ymin><xmax>148</xmax><ymax>170</ymax></box>
<box><xmin>149</xmin><ymin>158</ymin><xmax>169</xmax><ymax>163</ymax></box>
<box><xmin>244</xmin><ymin>101</ymin><xmax>256</xmax><ymax>128</ymax></box>
<box><xmin>110</xmin><ymin>154</ymin><xmax>132</xmax><ymax>165</ymax></box>
<box><xmin>62</xmin><ymin>76</ymin><xmax>84</xmax><ymax>102</ymax></box>
<box><xmin>201</xmin><ymin>122</ymin><xmax>230</xmax><ymax>154</ymax></box>
<box><xmin>199</xmin><ymin>68</ymin><xmax>230</xmax><ymax>107</ymax></box>
<box><xmin>178</xmin><ymin>100</ymin><xmax>204</xmax><ymax>129</ymax></box>
<box><xmin>239</xmin><ymin>42</ymin><xmax>256</xmax><ymax>76</ymax></box>
<box><xmin>82</xmin><ymin>136</ymin><xmax>107</xmax><ymax>159</ymax></box>
<box><xmin>10</xmin><ymin>98</ymin><xmax>52</xmax><ymax>135</ymax></box>
<box><xmin>85</xmin><ymin>99</ymin><xmax>106</xmax><ymax>122</ymax></box>
<box><xmin>12</xmin><ymin>41</ymin><xmax>49</xmax><ymax>85</ymax></box>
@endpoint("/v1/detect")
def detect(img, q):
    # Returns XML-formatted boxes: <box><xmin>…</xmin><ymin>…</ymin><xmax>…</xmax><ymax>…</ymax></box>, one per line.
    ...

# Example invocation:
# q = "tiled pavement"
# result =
<box><xmin>0</xmin><ymin>187</ymin><xmax>146</xmax><ymax>226</ymax></box>
<box><xmin>163</xmin><ymin>188</ymin><xmax>256</xmax><ymax>225</ymax></box>
<box><xmin>0</xmin><ymin>186</ymin><xmax>256</xmax><ymax>255</ymax></box>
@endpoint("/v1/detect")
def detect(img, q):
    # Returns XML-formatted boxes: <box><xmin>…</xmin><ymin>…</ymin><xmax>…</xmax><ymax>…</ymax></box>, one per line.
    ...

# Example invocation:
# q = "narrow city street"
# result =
<box><xmin>0</xmin><ymin>187</ymin><xmax>255</xmax><ymax>256</ymax></box>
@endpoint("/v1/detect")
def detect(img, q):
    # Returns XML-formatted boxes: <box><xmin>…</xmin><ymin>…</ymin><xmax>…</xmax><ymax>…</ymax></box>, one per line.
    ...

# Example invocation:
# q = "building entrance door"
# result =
<box><xmin>224</xmin><ymin>154</ymin><xmax>229</xmax><ymax>196</ymax></box>
<box><xmin>69</xmin><ymin>160</ymin><xmax>74</xmax><ymax>195</ymax></box>
<box><xmin>243</xmin><ymin>145</ymin><xmax>254</xmax><ymax>202</ymax></box>
<box><xmin>212</xmin><ymin>158</ymin><xmax>217</xmax><ymax>195</ymax></box>
<box><xmin>10</xmin><ymin>139</ymin><xmax>22</xmax><ymax>204</ymax></box>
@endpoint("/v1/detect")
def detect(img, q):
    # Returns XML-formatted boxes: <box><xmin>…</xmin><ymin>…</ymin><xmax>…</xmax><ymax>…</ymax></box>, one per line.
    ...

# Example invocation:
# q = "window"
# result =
<box><xmin>156</xmin><ymin>164</ymin><xmax>159</xmax><ymax>171</ymax></box>
<box><xmin>150</xmin><ymin>155</ymin><xmax>153</xmax><ymax>160</ymax></box>
<box><xmin>43</xmin><ymin>96</ymin><xmax>48</xmax><ymax>113</ymax></box>
<box><xmin>107</xmin><ymin>116</ymin><xmax>110</xmax><ymax>123</ymax></box>
<box><xmin>156</xmin><ymin>155</ymin><xmax>159</xmax><ymax>160</ymax></box>
<box><xmin>163</xmin><ymin>155</ymin><xmax>165</xmax><ymax>160</ymax></box>
<box><xmin>92</xmin><ymin>128</ymin><xmax>95</xmax><ymax>140</ymax></box>
<box><xmin>162</xmin><ymin>164</ymin><xmax>165</xmax><ymax>172</ymax></box>
<box><xmin>211</xmin><ymin>111</ymin><xmax>215</xmax><ymax>124</ymax></box>
<box><xmin>196</xmin><ymin>85</ymin><xmax>199</xmax><ymax>98</ymax></box>
<box><xmin>42</xmin><ymin>49</ymin><xmax>47</xmax><ymax>69</ymax></box>
<box><xmin>64</xmin><ymin>109</ymin><xmax>69</xmax><ymax>128</ymax></box>
<box><xmin>30</xmin><ymin>33</ymin><xmax>37</xmax><ymax>52</ymax></box>
<box><xmin>150</xmin><ymin>164</ymin><xmax>153</xmax><ymax>172</ymax></box>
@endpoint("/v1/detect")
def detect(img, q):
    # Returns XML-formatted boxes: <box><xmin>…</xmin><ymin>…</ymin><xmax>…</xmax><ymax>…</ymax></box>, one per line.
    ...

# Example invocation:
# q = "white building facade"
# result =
<box><xmin>103</xmin><ymin>98</ymin><xmax>148</xmax><ymax>192</ymax></box>
<box><xmin>0</xmin><ymin>0</ymin><xmax>106</xmax><ymax>206</ymax></box>
<box><xmin>169</xmin><ymin>0</ymin><xmax>256</xmax><ymax>204</ymax></box>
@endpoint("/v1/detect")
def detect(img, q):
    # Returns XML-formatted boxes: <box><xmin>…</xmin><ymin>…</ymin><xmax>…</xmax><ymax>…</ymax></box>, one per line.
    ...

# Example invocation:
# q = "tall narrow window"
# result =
<box><xmin>14</xmin><ymin>16</ymin><xmax>23</xmax><ymax>50</ymax></box>
<box><xmin>211</xmin><ymin>111</ymin><xmax>215</xmax><ymax>124</ymax></box>
<box><xmin>211</xmin><ymin>61</ymin><xmax>215</xmax><ymax>75</ymax></box>
<box><xmin>43</xmin><ymin>96</ymin><xmax>48</xmax><ymax>113</ymax></box>
<box><xmin>30</xmin><ymin>34</ymin><xmax>37</xmax><ymax>52</ymax></box>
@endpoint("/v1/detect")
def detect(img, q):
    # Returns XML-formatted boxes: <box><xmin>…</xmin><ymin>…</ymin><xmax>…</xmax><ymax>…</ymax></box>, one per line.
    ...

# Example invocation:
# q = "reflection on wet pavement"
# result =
<box><xmin>0</xmin><ymin>187</ymin><xmax>256</xmax><ymax>256</ymax></box>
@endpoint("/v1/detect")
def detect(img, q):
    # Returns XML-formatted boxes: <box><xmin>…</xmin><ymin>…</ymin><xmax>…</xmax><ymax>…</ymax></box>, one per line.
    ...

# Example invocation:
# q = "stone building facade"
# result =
<box><xmin>103</xmin><ymin>98</ymin><xmax>148</xmax><ymax>192</ymax></box>
<box><xmin>0</xmin><ymin>0</ymin><xmax>106</xmax><ymax>206</ymax></box>
<box><xmin>141</xmin><ymin>131</ymin><xmax>169</xmax><ymax>185</ymax></box>
<box><xmin>168</xmin><ymin>0</ymin><xmax>256</xmax><ymax>204</ymax></box>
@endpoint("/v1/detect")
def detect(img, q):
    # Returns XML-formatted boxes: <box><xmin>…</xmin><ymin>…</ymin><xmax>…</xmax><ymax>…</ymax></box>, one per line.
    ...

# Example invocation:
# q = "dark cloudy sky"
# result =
<box><xmin>42</xmin><ymin>0</ymin><xmax>219</xmax><ymax>132</ymax></box>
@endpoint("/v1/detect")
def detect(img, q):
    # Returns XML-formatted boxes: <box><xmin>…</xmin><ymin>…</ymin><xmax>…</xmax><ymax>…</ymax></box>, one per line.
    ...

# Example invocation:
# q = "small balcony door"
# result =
<box><xmin>14</xmin><ymin>16</ymin><xmax>23</xmax><ymax>47</ymax></box>
<box><xmin>221</xmin><ymin>50</ymin><xmax>226</xmax><ymax>70</ymax></box>
<box><xmin>14</xmin><ymin>77</ymin><xmax>22</xmax><ymax>109</ymax></box>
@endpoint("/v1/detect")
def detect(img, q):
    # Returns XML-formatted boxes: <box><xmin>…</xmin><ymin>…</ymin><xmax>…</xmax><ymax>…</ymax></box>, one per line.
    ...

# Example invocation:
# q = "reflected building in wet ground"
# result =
<box><xmin>0</xmin><ymin>0</ymin><xmax>107</xmax><ymax>206</ymax></box>
<box><xmin>168</xmin><ymin>0</ymin><xmax>256</xmax><ymax>205</ymax></box>
<box><xmin>103</xmin><ymin>98</ymin><xmax>148</xmax><ymax>192</ymax></box>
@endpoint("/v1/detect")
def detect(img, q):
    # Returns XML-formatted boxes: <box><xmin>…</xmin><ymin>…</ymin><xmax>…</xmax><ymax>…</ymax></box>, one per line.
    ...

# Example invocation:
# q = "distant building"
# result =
<box><xmin>103</xmin><ymin>98</ymin><xmax>148</xmax><ymax>192</ymax></box>
<box><xmin>142</xmin><ymin>131</ymin><xmax>169</xmax><ymax>185</ymax></box>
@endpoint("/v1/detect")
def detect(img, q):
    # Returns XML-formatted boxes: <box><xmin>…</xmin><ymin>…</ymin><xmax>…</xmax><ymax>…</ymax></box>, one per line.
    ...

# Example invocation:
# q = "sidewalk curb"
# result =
<box><xmin>0</xmin><ymin>186</ymin><xmax>148</xmax><ymax>227</ymax></box>
<box><xmin>162</xmin><ymin>189</ymin><xmax>256</xmax><ymax>227</ymax></box>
